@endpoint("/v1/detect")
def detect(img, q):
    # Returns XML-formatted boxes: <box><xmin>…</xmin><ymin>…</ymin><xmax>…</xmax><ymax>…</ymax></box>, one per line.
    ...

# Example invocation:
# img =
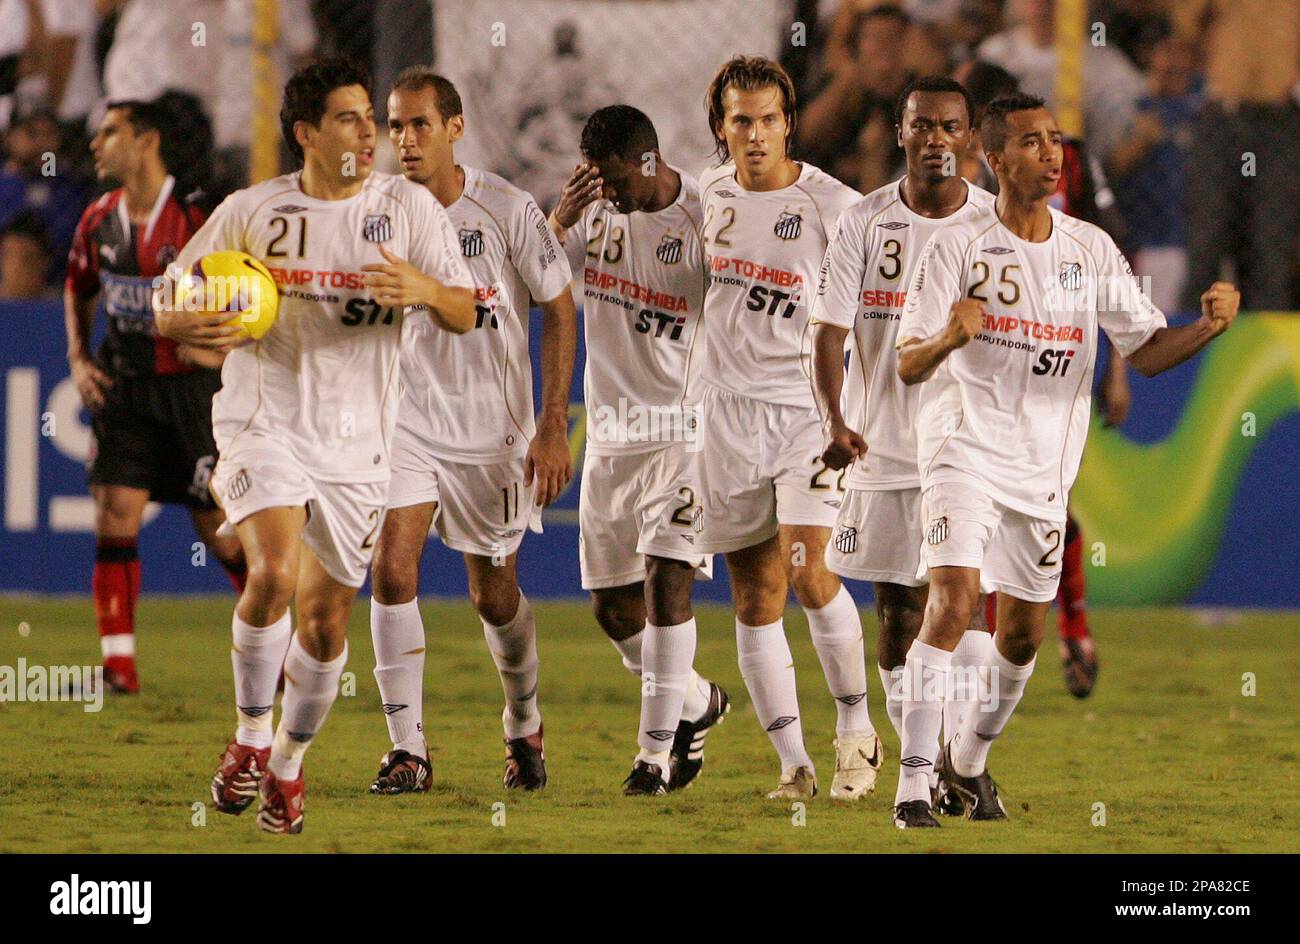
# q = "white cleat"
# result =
<box><xmin>830</xmin><ymin>732</ymin><xmax>884</xmax><ymax>800</ymax></box>
<box><xmin>767</xmin><ymin>764</ymin><xmax>818</xmax><ymax>800</ymax></box>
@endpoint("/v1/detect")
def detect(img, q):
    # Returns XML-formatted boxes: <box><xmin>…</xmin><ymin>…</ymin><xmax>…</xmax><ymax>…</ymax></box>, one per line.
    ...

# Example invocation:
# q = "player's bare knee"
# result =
<box><xmin>788</xmin><ymin>565</ymin><xmax>838</xmax><ymax>609</ymax></box>
<box><xmin>645</xmin><ymin>556</ymin><xmax>694</xmax><ymax>626</ymax></box>
<box><xmin>242</xmin><ymin>557</ymin><xmax>296</xmax><ymax>614</ymax></box>
<box><xmin>471</xmin><ymin>578</ymin><xmax>520</xmax><ymax>627</ymax></box>
<box><xmin>733</xmin><ymin>577</ymin><xmax>785</xmax><ymax>626</ymax></box>
<box><xmin>591</xmin><ymin>591</ymin><xmax>639</xmax><ymax>640</ymax></box>
<box><xmin>295</xmin><ymin>610</ymin><xmax>348</xmax><ymax>660</ymax></box>
<box><xmin>371</xmin><ymin>554</ymin><xmax>418</xmax><ymax>606</ymax></box>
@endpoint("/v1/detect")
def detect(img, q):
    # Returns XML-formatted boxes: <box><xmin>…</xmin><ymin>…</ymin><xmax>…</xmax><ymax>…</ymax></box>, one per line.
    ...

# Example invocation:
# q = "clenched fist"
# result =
<box><xmin>1200</xmin><ymin>281</ymin><xmax>1240</xmax><ymax>335</ymax></box>
<box><xmin>945</xmin><ymin>297</ymin><xmax>985</xmax><ymax>348</ymax></box>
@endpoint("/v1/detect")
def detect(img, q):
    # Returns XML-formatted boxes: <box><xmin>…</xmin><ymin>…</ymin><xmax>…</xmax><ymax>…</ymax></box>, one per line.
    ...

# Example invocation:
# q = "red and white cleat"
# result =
<box><xmin>211</xmin><ymin>740</ymin><xmax>270</xmax><ymax>814</ymax></box>
<box><xmin>257</xmin><ymin>768</ymin><xmax>305</xmax><ymax>834</ymax></box>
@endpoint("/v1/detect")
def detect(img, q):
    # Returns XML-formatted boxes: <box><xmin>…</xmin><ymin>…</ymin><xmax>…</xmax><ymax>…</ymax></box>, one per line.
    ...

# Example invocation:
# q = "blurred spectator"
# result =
<box><xmin>0</xmin><ymin>108</ymin><xmax>87</xmax><ymax>283</ymax></box>
<box><xmin>0</xmin><ymin>0</ymin><xmax>36</xmax><ymax>131</ymax></box>
<box><xmin>100</xmin><ymin>0</ymin><xmax>222</xmax><ymax>120</ymax></box>
<box><xmin>1174</xmin><ymin>0</ymin><xmax>1300</xmax><ymax>311</ymax></box>
<box><xmin>978</xmin><ymin>0</ymin><xmax>1143</xmax><ymax>166</ymax></box>
<box><xmin>213</xmin><ymin>0</ymin><xmax>316</xmax><ymax>190</ymax></box>
<box><xmin>39</xmin><ymin>0</ymin><xmax>104</xmax><ymax>130</ymax></box>
<box><xmin>0</xmin><ymin>209</ymin><xmax>55</xmax><ymax>299</ymax></box>
<box><xmin>1091</xmin><ymin>0</ymin><xmax>1173</xmax><ymax>70</ymax></box>
<box><xmin>1108</xmin><ymin>28</ymin><xmax>1201</xmax><ymax>313</ymax></box>
<box><xmin>798</xmin><ymin>3</ymin><xmax>915</xmax><ymax>193</ymax></box>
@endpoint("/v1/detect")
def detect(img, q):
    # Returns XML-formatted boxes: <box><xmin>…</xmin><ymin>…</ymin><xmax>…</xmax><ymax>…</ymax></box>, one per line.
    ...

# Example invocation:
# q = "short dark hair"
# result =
<box><xmin>1</xmin><ymin>210</ymin><xmax>51</xmax><ymax>255</ymax></box>
<box><xmin>280</xmin><ymin>57</ymin><xmax>372</xmax><ymax>165</ymax></box>
<box><xmin>980</xmin><ymin>93</ymin><xmax>1048</xmax><ymax>153</ymax></box>
<box><xmin>848</xmin><ymin>3</ymin><xmax>910</xmax><ymax>47</ymax></box>
<box><xmin>106</xmin><ymin>93</ymin><xmax>213</xmax><ymax>196</ymax></box>
<box><xmin>894</xmin><ymin>75</ymin><xmax>974</xmax><ymax>127</ymax></box>
<box><xmin>961</xmin><ymin>61</ymin><xmax>1020</xmax><ymax>113</ymax></box>
<box><xmin>580</xmin><ymin>105</ymin><xmax>659</xmax><ymax>164</ymax></box>
<box><xmin>390</xmin><ymin>66</ymin><xmax>463</xmax><ymax>123</ymax></box>
<box><xmin>706</xmin><ymin>55</ymin><xmax>797</xmax><ymax>163</ymax></box>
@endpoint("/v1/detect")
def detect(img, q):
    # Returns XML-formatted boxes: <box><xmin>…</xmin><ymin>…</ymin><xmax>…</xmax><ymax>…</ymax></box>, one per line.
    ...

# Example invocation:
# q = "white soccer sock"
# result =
<box><xmin>951</xmin><ymin>642</ymin><xmax>1036</xmax><ymax>778</ymax></box>
<box><xmin>945</xmin><ymin>630</ymin><xmax>995</xmax><ymax>743</ymax></box>
<box><xmin>736</xmin><ymin>619</ymin><xmax>813</xmax><ymax>773</ymax></box>
<box><xmin>482</xmin><ymin>593</ymin><xmax>541</xmax><ymax>740</ymax></box>
<box><xmin>636</xmin><ymin>618</ymin><xmax>697</xmax><ymax>769</ymax></box>
<box><xmin>231</xmin><ymin>610</ymin><xmax>292</xmax><ymax>750</ymax></box>
<box><xmin>877</xmin><ymin>663</ymin><xmax>903</xmax><ymax>739</ymax></box>
<box><xmin>268</xmin><ymin>637</ymin><xmax>347</xmax><ymax>780</ymax></box>
<box><xmin>681</xmin><ymin>669</ymin><xmax>711</xmax><ymax>722</ymax></box>
<box><xmin>805</xmin><ymin>586</ymin><xmax>874</xmax><ymax>737</ymax></box>
<box><xmin>610</xmin><ymin>630</ymin><xmax>643</xmax><ymax>676</ymax></box>
<box><xmin>370</xmin><ymin>597</ymin><xmax>427</xmax><ymax>758</ymax></box>
<box><xmin>895</xmin><ymin>640</ymin><xmax>951</xmax><ymax>806</ymax></box>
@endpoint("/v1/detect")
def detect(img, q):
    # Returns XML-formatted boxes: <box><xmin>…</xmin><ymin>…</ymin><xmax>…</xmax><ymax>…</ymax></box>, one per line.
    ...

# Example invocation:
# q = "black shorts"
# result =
<box><xmin>88</xmin><ymin>369</ymin><xmax>222</xmax><ymax>509</ymax></box>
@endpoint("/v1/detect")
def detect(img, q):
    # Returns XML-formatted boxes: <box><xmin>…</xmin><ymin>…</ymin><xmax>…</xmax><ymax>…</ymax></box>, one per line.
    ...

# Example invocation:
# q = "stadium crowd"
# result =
<box><xmin>1</xmin><ymin>0</ymin><xmax>1297</xmax><ymax>308</ymax></box>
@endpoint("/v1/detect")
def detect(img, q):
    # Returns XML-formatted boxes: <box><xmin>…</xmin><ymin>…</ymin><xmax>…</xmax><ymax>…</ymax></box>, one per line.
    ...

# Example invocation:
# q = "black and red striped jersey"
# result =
<box><xmin>66</xmin><ymin>176</ymin><xmax>207</xmax><ymax>377</ymax></box>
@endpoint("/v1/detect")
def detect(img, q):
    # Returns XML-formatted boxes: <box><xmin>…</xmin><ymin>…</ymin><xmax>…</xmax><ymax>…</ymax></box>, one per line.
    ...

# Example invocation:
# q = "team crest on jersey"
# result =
<box><xmin>982</xmin><ymin>246</ymin><xmax>1014</xmax><ymax>255</ymax></box>
<box><xmin>774</xmin><ymin>211</ymin><xmax>802</xmax><ymax>241</ymax></box>
<box><xmin>656</xmin><ymin>235</ymin><xmax>683</xmax><ymax>265</ymax></box>
<box><xmin>273</xmin><ymin>204</ymin><xmax>308</xmax><ymax>214</ymax></box>
<box><xmin>690</xmin><ymin>506</ymin><xmax>703</xmax><ymax>533</ymax></box>
<box><xmin>1060</xmin><ymin>261</ymin><xmax>1083</xmax><ymax>290</ymax></box>
<box><xmin>877</xmin><ymin>221</ymin><xmax>909</xmax><ymax>230</ymax></box>
<box><xmin>362</xmin><ymin>213</ymin><xmax>392</xmax><ymax>242</ymax></box>
<box><xmin>156</xmin><ymin>243</ymin><xmax>178</xmax><ymax>267</ymax></box>
<box><xmin>227</xmin><ymin>468</ymin><xmax>251</xmax><ymax>502</ymax></box>
<box><xmin>834</xmin><ymin>524</ymin><xmax>858</xmax><ymax>554</ymax></box>
<box><xmin>459</xmin><ymin>227</ymin><xmax>484</xmax><ymax>257</ymax></box>
<box><xmin>926</xmin><ymin>516</ymin><xmax>949</xmax><ymax>546</ymax></box>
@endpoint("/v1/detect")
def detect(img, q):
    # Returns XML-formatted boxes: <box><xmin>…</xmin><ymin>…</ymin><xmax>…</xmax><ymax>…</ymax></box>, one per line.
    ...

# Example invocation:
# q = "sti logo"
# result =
<box><xmin>774</xmin><ymin>211</ymin><xmax>802</xmax><ymax>241</ymax></box>
<box><xmin>1033</xmin><ymin>348</ymin><xmax>1077</xmax><ymax>376</ymax></box>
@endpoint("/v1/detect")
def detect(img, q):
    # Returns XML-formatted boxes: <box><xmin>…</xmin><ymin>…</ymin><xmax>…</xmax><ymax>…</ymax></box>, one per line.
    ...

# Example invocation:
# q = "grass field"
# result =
<box><xmin>1</xmin><ymin>595</ymin><xmax>1296</xmax><ymax>853</ymax></box>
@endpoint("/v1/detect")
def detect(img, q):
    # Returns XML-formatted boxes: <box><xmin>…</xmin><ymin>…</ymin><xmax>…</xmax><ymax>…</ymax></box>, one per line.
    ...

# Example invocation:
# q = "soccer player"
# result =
<box><xmin>156</xmin><ymin>59</ymin><xmax>475</xmax><ymax>834</ymax></box>
<box><xmin>637</xmin><ymin>56</ymin><xmax>880</xmax><ymax>800</ymax></box>
<box><xmin>64</xmin><ymin>97</ymin><xmax>246</xmax><ymax>694</ymax></box>
<box><xmin>367</xmin><ymin>67</ymin><xmax>576</xmax><ymax>794</ymax></box>
<box><xmin>891</xmin><ymin>94</ymin><xmax>1239</xmax><ymax>827</ymax></box>
<box><xmin>547</xmin><ymin>105</ymin><xmax>729</xmax><ymax>795</ymax></box>
<box><xmin>809</xmin><ymin>76</ymin><xmax>996</xmax><ymax>814</ymax></box>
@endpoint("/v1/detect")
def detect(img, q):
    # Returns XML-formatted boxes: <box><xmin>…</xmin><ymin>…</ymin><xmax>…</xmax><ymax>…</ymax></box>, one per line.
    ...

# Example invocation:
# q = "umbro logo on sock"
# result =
<box><xmin>287</xmin><ymin>730</ymin><xmax>314</xmax><ymax>743</ymax></box>
<box><xmin>836</xmin><ymin>692</ymin><xmax>867</xmax><ymax>705</ymax></box>
<box><xmin>646</xmin><ymin>729</ymin><xmax>675</xmax><ymax>741</ymax></box>
<box><xmin>900</xmin><ymin>755</ymin><xmax>932</xmax><ymax>768</ymax></box>
<box><xmin>381</xmin><ymin>703</ymin><xmax>407</xmax><ymax>715</ymax></box>
<box><xmin>239</xmin><ymin>704</ymin><xmax>272</xmax><ymax>717</ymax></box>
<box><xmin>766</xmin><ymin>715</ymin><xmax>797</xmax><ymax>732</ymax></box>
<box><xmin>518</xmin><ymin>684</ymin><xmax>538</xmax><ymax>702</ymax></box>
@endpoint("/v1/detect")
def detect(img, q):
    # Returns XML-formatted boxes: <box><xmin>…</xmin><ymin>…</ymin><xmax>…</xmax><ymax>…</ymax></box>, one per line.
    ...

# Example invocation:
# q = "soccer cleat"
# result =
<box><xmin>1059</xmin><ymin>636</ymin><xmax>1099</xmax><ymax>698</ymax></box>
<box><xmin>369</xmin><ymin>748</ymin><xmax>432</xmax><ymax>795</ymax></box>
<box><xmin>211</xmin><ymin>739</ymin><xmax>271</xmax><ymax>815</ymax></box>
<box><xmin>256</xmin><ymin>767</ymin><xmax>305</xmax><ymax>835</ymax></box>
<box><xmin>937</xmin><ymin>740</ymin><xmax>1007</xmax><ymax>821</ymax></box>
<box><xmin>622</xmin><ymin>759</ymin><xmax>669</xmax><ymax>796</ymax></box>
<box><xmin>830</xmin><ymin>732</ymin><xmax>884</xmax><ymax>800</ymax></box>
<box><xmin>930</xmin><ymin>748</ymin><xmax>965</xmax><ymax>816</ymax></box>
<box><xmin>767</xmin><ymin>764</ymin><xmax>817</xmax><ymax>800</ymax></box>
<box><xmin>503</xmin><ymin>726</ymin><xmax>547</xmax><ymax>790</ymax></box>
<box><xmin>668</xmin><ymin>682</ymin><xmax>730</xmax><ymax>791</ymax></box>
<box><xmin>102</xmin><ymin>658</ymin><xmax>140</xmax><ymax>694</ymax></box>
<box><xmin>893</xmin><ymin>799</ymin><xmax>940</xmax><ymax>828</ymax></box>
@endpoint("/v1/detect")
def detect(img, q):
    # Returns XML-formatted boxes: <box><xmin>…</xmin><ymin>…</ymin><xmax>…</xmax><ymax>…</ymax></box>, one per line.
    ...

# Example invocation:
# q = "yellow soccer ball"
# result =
<box><xmin>183</xmin><ymin>250</ymin><xmax>279</xmax><ymax>341</ymax></box>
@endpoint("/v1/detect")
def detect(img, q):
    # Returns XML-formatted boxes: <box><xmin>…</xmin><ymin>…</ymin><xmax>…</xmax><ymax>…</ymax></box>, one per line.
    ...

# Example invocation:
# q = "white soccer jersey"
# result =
<box><xmin>172</xmin><ymin>170</ymin><xmax>472</xmax><ymax>482</ymax></box>
<box><xmin>811</xmin><ymin>178</ymin><xmax>995</xmax><ymax>490</ymax></box>
<box><xmin>400</xmin><ymin>165</ymin><xmax>572</xmax><ymax>463</ymax></box>
<box><xmin>562</xmin><ymin>168</ymin><xmax>707</xmax><ymax>455</ymax></box>
<box><xmin>899</xmin><ymin>205</ymin><xmax>1166</xmax><ymax>518</ymax></box>
<box><xmin>699</xmin><ymin>161</ymin><xmax>859</xmax><ymax>408</ymax></box>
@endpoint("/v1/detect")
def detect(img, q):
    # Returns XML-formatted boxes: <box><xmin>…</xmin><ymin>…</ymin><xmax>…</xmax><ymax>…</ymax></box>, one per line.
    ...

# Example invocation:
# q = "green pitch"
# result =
<box><xmin>1</xmin><ymin>596</ymin><xmax>1296</xmax><ymax>853</ymax></box>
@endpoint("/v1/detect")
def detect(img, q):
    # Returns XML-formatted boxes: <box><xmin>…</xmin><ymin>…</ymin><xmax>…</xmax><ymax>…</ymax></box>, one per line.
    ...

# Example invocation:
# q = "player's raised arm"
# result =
<box><xmin>896</xmin><ymin>234</ymin><xmax>977</xmax><ymax>385</ymax></box>
<box><xmin>548</xmin><ymin>162</ymin><xmax>602</xmax><ymax>242</ymax></box>
<box><xmin>809</xmin><ymin>218</ymin><xmax>868</xmax><ymax>470</ymax></box>
<box><xmin>1124</xmin><ymin>281</ymin><xmax>1239</xmax><ymax>377</ymax></box>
